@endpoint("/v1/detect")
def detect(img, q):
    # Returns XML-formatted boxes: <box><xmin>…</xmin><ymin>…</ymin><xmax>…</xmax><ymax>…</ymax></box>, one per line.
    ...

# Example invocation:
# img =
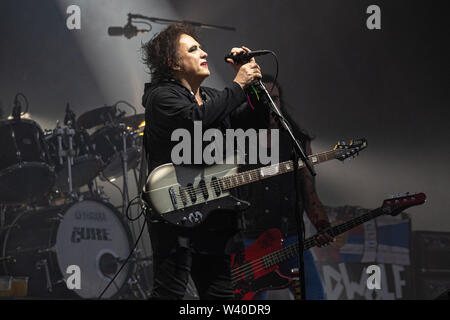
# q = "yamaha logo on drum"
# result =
<box><xmin>71</xmin><ymin>227</ymin><xmax>112</xmax><ymax>243</ymax></box>
<box><xmin>74</xmin><ymin>210</ymin><xmax>107</xmax><ymax>221</ymax></box>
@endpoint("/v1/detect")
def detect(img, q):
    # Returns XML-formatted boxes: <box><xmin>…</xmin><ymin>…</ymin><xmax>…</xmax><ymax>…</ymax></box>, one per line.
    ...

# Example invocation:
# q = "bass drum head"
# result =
<box><xmin>1</xmin><ymin>200</ymin><xmax>134</xmax><ymax>299</ymax></box>
<box><xmin>55</xmin><ymin>200</ymin><xmax>133</xmax><ymax>299</ymax></box>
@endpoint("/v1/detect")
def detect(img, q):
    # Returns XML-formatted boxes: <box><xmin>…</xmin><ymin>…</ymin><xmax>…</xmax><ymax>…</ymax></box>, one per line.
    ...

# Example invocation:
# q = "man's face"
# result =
<box><xmin>175</xmin><ymin>34</ymin><xmax>210</xmax><ymax>80</ymax></box>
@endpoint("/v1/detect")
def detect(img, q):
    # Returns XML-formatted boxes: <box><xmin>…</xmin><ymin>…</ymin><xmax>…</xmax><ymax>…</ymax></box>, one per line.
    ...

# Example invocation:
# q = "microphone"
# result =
<box><xmin>224</xmin><ymin>50</ymin><xmax>272</xmax><ymax>64</ymax></box>
<box><xmin>12</xmin><ymin>94</ymin><xmax>21</xmax><ymax>120</ymax></box>
<box><xmin>108</xmin><ymin>23</ymin><xmax>147</xmax><ymax>39</ymax></box>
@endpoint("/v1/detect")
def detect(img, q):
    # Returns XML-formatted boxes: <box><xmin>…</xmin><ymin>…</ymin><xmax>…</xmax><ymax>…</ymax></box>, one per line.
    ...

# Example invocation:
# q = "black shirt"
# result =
<box><xmin>142</xmin><ymin>79</ymin><xmax>250</xmax><ymax>252</ymax></box>
<box><xmin>142</xmin><ymin>79</ymin><xmax>247</xmax><ymax>171</ymax></box>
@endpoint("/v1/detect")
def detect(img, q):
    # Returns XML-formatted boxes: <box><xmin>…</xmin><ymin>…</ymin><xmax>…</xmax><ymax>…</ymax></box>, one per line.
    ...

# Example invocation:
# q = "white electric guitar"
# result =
<box><xmin>142</xmin><ymin>138</ymin><xmax>367</xmax><ymax>227</ymax></box>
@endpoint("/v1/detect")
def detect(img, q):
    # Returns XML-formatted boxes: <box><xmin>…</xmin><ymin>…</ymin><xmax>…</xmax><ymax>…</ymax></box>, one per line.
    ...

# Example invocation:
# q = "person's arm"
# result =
<box><xmin>149</xmin><ymin>46</ymin><xmax>262</xmax><ymax>131</ymax></box>
<box><xmin>150</xmin><ymin>82</ymin><xmax>246</xmax><ymax>131</ymax></box>
<box><xmin>299</xmin><ymin>140</ymin><xmax>335</xmax><ymax>247</ymax></box>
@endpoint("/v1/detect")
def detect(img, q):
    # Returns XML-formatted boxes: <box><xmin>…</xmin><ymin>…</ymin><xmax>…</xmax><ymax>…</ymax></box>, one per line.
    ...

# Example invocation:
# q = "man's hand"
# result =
<box><xmin>227</xmin><ymin>46</ymin><xmax>262</xmax><ymax>89</ymax></box>
<box><xmin>315</xmin><ymin>232</ymin><xmax>336</xmax><ymax>248</ymax></box>
<box><xmin>314</xmin><ymin>219</ymin><xmax>336</xmax><ymax>248</ymax></box>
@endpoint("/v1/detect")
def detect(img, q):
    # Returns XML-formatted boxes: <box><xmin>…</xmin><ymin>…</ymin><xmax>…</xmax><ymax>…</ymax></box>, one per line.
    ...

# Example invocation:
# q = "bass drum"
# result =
<box><xmin>1</xmin><ymin>199</ymin><xmax>134</xmax><ymax>299</ymax></box>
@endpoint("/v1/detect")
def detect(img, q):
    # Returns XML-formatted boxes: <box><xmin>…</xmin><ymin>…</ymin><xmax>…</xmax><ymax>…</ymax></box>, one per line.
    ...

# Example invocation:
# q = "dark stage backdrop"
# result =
<box><xmin>0</xmin><ymin>0</ymin><xmax>448</xmax><ymax>234</ymax></box>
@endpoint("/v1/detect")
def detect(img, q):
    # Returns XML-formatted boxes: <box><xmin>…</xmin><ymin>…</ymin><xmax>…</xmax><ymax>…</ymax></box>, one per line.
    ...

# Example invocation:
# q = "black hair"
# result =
<box><xmin>142</xmin><ymin>23</ymin><xmax>197</xmax><ymax>83</ymax></box>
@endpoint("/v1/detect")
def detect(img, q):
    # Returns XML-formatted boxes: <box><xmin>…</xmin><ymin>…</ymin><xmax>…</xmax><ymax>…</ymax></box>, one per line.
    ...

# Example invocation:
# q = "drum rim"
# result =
<box><xmin>0</xmin><ymin>118</ymin><xmax>46</xmax><ymax>132</ymax></box>
<box><xmin>0</xmin><ymin>162</ymin><xmax>55</xmax><ymax>176</ymax></box>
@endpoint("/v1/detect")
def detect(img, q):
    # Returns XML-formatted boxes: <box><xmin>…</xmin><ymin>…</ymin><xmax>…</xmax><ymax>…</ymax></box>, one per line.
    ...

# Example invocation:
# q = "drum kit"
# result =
<box><xmin>0</xmin><ymin>95</ymin><xmax>152</xmax><ymax>299</ymax></box>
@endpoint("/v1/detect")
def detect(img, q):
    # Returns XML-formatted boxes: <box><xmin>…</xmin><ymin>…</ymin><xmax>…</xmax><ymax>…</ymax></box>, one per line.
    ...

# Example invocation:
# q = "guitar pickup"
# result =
<box><xmin>199</xmin><ymin>179</ymin><xmax>209</xmax><ymax>200</ymax></box>
<box><xmin>211</xmin><ymin>177</ymin><xmax>221</xmax><ymax>196</ymax></box>
<box><xmin>187</xmin><ymin>183</ymin><xmax>197</xmax><ymax>203</ymax></box>
<box><xmin>168</xmin><ymin>187</ymin><xmax>178</xmax><ymax>209</ymax></box>
<box><xmin>179</xmin><ymin>186</ymin><xmax>187</xmax><ymax>206</ymax></box>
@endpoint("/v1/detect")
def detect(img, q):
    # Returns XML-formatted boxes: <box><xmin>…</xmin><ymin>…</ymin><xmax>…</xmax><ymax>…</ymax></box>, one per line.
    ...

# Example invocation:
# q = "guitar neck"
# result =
<box><xmin>261</xmin><ymin>208</ymin><xmax>385</xmax><ymax>269</ymax></box>
<box><xmin>220</xmin><ymin>149</ymin><xmax>338</xmax><ymax>190</ymax></box>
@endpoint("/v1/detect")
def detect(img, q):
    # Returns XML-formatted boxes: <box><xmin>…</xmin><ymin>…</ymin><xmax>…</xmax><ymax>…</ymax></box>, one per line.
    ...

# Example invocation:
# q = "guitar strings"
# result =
<box><xmin>231</xmin><ymin>240</ymin><xmax>315</xmax><ymax>282</ymax></box>
<box><xmin>141</xmin><ymin>149</ymin><xmax>342</xmax><ymax>203</ymax></box>
<box><xmin>142</xmin><ymin>160</ymin><xmax>296</xmax><ymax>204</ymax></box>
<box><xmin>231</xmin><ymin>213</ymin><xmax>382</xmax><ymax>282</ymax></box>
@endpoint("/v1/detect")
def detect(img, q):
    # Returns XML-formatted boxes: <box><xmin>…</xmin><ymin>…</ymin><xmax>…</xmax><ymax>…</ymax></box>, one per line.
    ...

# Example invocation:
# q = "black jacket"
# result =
<box><xmin>142</xmin><ymin>79</ymin><xmax>249</xmax><ymax>171</ymax></box>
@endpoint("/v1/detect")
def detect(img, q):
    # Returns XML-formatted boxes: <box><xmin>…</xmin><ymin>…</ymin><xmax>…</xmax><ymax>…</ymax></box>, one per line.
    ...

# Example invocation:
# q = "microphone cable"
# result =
<box><xmin>97</xmin><ymin>194</ymin><xmax>148</xmax><ymax>299</ymax></box>
<box><xmin>97</xmin><ymin>166</ymin><xmax>152</xmax><ymax>299</ymax></box>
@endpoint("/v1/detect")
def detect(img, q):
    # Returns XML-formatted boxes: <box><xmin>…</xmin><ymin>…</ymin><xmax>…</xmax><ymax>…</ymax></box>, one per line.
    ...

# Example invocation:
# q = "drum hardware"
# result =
<box><xmin>119</xmin><ymin>123</ymin><xmax>130</xmax><ymax>216</ymax></box>
<box><xmin>119</xmin><ymin>113</ymin><xmax>145</xmax><ymax>131</ymax></box>
<box><xmin>126</xmin><ymin>274</ymin><xmax>148</xmax><ymax>299</ymax></box>
<box><xmin>35</xmin><ymin>259</ymin><xmax>53</xmax><ymax>293</ymax></box>
<box><xmin>54</xmin><ymin>122</ymin><xmax>76</xmax><ymax>195</ymax></box>
<box><xmin>76</xmin><ymin>106</ymin><xmax>119</xmax><ymax>130</ymax></box>
<box><xmin>107</xmin><ymin>250</ymin><xmax>152</xmax><ymax>300</ymax></box>
<box><xmin>45</xmin><ymin>120</ymin><xmax>104</xmax><ymax>195</ymax></box>
<box><xmin>0</xmin><ymin>99</ymin><xmax>150</xmax><ymax>299</ymax></box>
<box><xmin>1</xmin><ymin>199</ymin><xmax>135</xmax><ymax>299</ymax></box>
<box><xmin>123</xmin><ymin>257</ymin><xmax>152</xmax><ymax>300</ymax></box>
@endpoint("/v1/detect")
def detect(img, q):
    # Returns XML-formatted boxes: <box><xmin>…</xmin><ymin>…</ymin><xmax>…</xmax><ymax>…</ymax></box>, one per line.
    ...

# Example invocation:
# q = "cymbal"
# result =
<box><xmin>119</xmin><ymin>113</ymin><xmax>145</xmax><ymax>129</ymax></box>
<box><xmin>77</xmin><ymin>106</ymin><xmax>117</xmax><ymax>129</ymax></box>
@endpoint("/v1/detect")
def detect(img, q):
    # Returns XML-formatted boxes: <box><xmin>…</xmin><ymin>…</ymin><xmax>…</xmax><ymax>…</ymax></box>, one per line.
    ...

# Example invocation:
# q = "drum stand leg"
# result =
<box><xmin>66</xmin><ymin>127</ymin><xmax>76</xmax><ymax>198</ymax></box>
<box><xmin>36</xmin><ymin>259</ymin><xmax>53</xmax><ymax>293</ymax></box>
<box><xmin>126</xmin><ymin>273</ymin><xmax>149</xmax><ymax>299</ymax></box>
<box><xmin>120</xmin><ymin>124</ymin><xmax>129</xmax><ymax>216</ymax></box>
<box><xmin>56</xmin><ymin>122</ymin><xmax>76</xmax><ymax>199</ymax></box>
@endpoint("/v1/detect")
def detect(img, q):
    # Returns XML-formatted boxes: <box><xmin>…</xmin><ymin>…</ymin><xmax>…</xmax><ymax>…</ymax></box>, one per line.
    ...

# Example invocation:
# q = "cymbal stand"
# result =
<box><xmin>119</xmin><ymin>123</ymin><xmax>130</xmax><ymax>216</ymax></box>
<box><xmin>66</xmin><ymin>126</ymin><xmax>76</xmax><ymax>196</ymax></box>
<box><xmin>56</xmin><ymin>122</ymin><xmax>76</xmax><ymax>199</ymax></box>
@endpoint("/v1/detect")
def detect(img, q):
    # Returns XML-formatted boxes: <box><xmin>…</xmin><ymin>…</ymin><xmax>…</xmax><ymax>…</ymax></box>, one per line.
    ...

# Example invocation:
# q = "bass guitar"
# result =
<box><xmin>231</xmin><ymin>192</ymin><xmax>426</xmax><ymax>300</ymax></box>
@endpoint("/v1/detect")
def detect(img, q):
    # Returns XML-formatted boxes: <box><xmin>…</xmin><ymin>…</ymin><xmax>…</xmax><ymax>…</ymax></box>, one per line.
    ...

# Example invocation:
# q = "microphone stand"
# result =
<box><xmin>127</xmin><ymin>13</ymin><xmax>236</xmax><ymax>31</ymax></box>
<box><xmin>251</xmin><ymin>79</ymin><xmax>316</xmax><ymax>300</ymax></box>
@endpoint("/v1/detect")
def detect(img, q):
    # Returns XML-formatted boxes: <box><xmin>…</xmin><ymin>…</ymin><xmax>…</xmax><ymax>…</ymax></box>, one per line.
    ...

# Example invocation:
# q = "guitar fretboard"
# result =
<box><xmin>220</xmin><ymin>149</ymin><xmax>339</xmax><ymax>190</ymax></box>
<box><xmin>260</xmin><ymin>208</ymin><xmax>385</xmax><ymax>269</ymax></box>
